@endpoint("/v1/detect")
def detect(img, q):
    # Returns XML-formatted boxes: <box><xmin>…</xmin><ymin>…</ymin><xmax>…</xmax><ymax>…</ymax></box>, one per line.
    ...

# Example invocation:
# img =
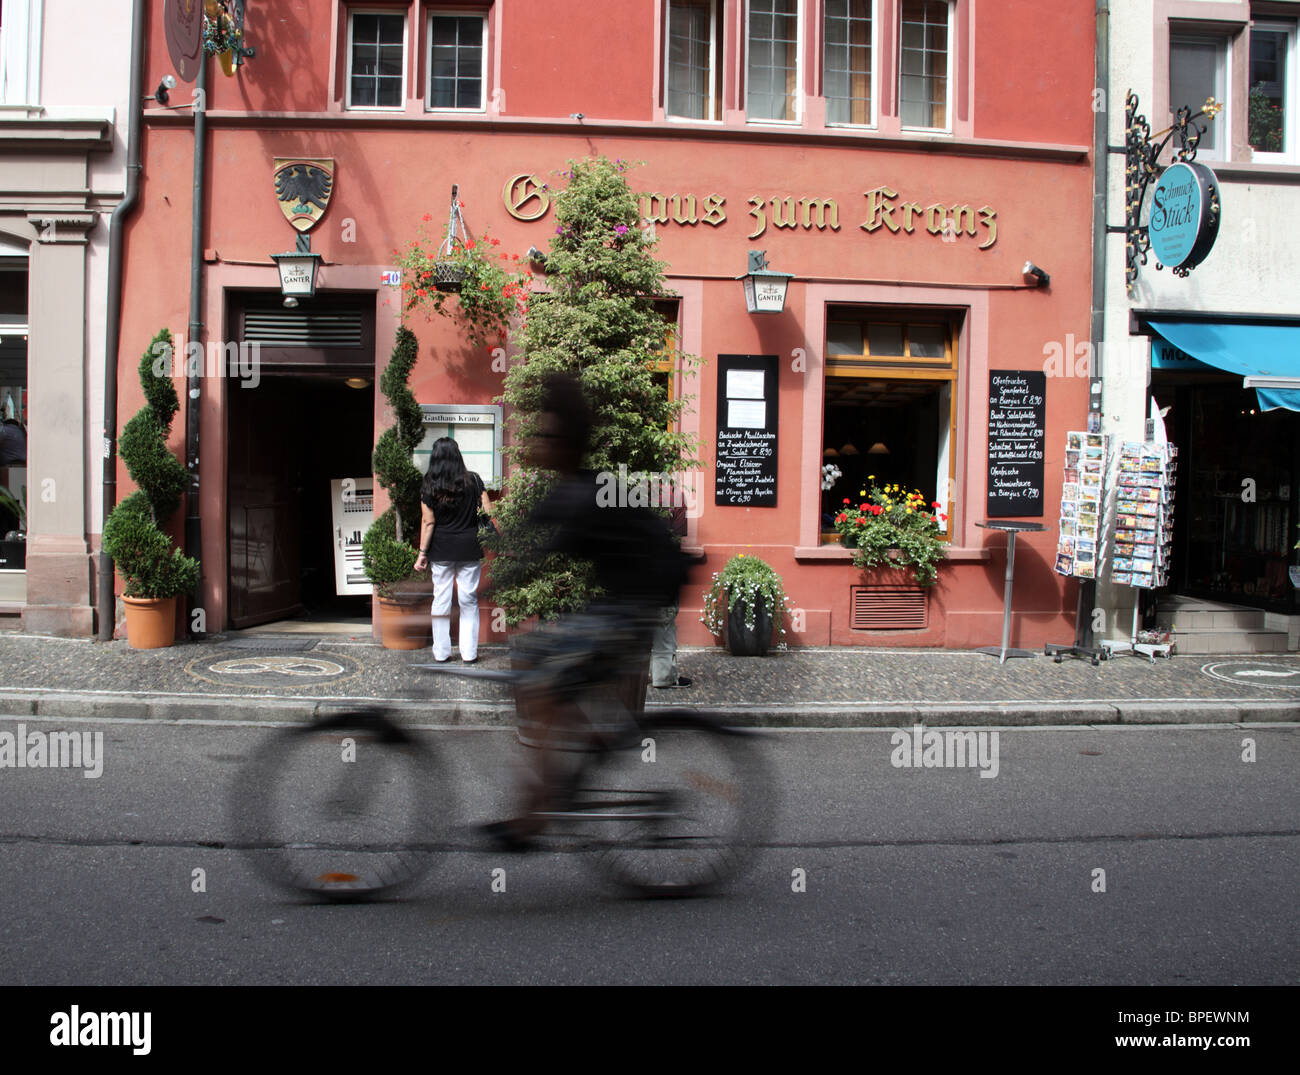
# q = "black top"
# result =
<box><xmin>422</xmin><ymin>471</ymin><xmax>485</xmax><ymax>562</ymax></box>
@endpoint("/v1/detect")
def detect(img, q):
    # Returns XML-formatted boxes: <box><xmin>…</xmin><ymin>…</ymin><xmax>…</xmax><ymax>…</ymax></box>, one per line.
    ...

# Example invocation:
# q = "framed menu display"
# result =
<box><xmin>715</xmin><ymin>355</ymin><xmax>778</xmax><ymax>507</ymax></box>
<box><xmin>1054</xmin><ymin>431</ymin><xmax>1113</xmax><ymax>579</ymax></box>
<box><xmin>987</xmin><ymin>370</ymin><xmax>1046</xmax><ymax>517</ymax></box>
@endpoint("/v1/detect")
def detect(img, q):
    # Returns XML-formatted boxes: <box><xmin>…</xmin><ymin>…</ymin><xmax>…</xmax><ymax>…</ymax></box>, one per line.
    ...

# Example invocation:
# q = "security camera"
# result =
<box><xmin>1022</xmin><ymin>261</ymin><xmax>1050</xmax><ymax>288</ymax></box>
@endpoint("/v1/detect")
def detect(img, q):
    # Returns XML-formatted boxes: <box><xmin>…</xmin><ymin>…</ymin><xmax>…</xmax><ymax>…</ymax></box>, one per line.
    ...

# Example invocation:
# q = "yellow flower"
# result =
<box><xmin>859</xmin><ymin>489</ymin><xmax>866</xmax><ymax>497</ymax></box>
<box><xmin>868</xmin><ymin>474</ymin><xmax>875</xmax><ymax>480</ymax></box>
<box><xmin>738</xmin><ymin>553</ymin><xmax>745</xmax><ymax>558</ymax></box>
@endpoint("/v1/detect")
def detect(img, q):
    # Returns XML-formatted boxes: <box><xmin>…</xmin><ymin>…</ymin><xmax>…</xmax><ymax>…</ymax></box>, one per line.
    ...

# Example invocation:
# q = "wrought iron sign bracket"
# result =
<box><xmin>1123</xmin><ymin>90</ymin><xmax>1221</xmax><ymax>290</ymax></box>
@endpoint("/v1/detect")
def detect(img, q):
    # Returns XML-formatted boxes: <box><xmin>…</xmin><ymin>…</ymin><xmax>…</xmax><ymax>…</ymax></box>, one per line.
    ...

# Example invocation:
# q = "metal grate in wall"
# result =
<box><xmin>850</xmin><ymin>585</ymin><xmax>928</xmax><ymax>630</ymax></box>
<box><xmin>242</xmin><ymin>304</ymin><xmax>365</xmax><ymax>348</ymax></box>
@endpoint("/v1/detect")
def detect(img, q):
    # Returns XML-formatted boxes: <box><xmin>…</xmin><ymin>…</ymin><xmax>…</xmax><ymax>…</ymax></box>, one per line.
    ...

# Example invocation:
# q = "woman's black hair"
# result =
<box><xmin>422</xmin><ymin>437</ymin><xmax>469</xmax><ymax>504</ymax></box>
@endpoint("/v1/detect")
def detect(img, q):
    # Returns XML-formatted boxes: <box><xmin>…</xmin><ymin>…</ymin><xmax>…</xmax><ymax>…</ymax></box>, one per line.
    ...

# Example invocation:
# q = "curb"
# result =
<box><xmin>2</xmin><ymin>691</ymin><xmax>1297</xmax><ymax>727</ymax></box>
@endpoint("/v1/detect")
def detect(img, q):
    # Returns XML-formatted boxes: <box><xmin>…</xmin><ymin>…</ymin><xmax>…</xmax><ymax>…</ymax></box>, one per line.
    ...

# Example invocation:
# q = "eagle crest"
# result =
<box><xmin>272</xmin><ymin>159</ymin><xmax>335</xmax><ymax>232</ymax></box>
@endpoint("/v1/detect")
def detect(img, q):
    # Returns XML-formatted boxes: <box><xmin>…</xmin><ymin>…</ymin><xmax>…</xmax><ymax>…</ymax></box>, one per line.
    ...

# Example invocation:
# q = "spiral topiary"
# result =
<box><xmin>362</xmin><ymin>325</ymin><xmax>425</xmax><ymax>596</ymax></box>
<box><xmin>103</xmin><ymin>329</ymin><xmax>200</xmax><ymax>598</ymax></box>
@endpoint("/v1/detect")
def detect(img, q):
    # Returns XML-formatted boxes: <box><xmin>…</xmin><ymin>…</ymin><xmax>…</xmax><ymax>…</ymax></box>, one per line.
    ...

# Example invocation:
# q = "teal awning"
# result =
<box><xmin>1149</xmin><ymin>320</ymin><xmax>1300</xmax><ymax>411</ymax></box>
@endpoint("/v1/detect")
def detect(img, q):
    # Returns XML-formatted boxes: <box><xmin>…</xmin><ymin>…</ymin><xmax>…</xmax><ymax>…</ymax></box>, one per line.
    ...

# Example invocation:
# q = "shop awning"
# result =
<box><xmin>1149</xmin><ymin>320</ymin><xmax>1300</xmax><ymax>411</ymax></box>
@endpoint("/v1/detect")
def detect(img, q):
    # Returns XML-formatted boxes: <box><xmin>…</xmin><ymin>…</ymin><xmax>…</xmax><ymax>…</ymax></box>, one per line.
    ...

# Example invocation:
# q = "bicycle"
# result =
<box><xmin>231</xmin><ymin>624</ymin><xmax>772</xmax><ymax>902</ymax></box>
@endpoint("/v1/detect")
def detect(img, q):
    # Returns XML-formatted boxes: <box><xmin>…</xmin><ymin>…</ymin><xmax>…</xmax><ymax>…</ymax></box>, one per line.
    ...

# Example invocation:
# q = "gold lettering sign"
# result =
<box><xmin>502</xmin><ymin>174</ymin><xmax>998</xmax><ymax>249</ymax></box>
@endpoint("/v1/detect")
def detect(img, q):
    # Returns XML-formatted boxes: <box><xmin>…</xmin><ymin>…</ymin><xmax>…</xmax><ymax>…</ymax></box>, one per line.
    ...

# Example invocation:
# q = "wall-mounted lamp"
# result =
<box><xmin>149</xmin><ymin>74</ymin><xmax>177</xmax><ymax>106</ymax></box>
<box><xmin>271</xmin><ymin>250</ymin><xmax>323</xmax><ymax>307</ymax></box>
<box><xmin>1023</xmin><ymin>261</ymin><xmax>1051</xmax><ymax>288</ymax></box>
<box><xmin>738</xmin><ymin>250</ymin><xmax>795</xmax><ymax>314</ymax></box>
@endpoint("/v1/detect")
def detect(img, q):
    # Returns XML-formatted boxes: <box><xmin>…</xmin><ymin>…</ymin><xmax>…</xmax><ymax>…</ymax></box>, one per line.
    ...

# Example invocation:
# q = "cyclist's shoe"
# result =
<box><xmin>479</xmin><ymin>820</ymin><xmax>539</xmax><ymax>853</ymax></box>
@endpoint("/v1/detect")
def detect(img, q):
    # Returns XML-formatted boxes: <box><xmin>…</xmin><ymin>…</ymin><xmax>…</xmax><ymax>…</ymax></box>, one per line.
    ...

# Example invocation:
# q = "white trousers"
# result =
<box><xmin>430</xmin><ymin>560</ymin><xmax>482</xmax><ymax>661</ymax></box>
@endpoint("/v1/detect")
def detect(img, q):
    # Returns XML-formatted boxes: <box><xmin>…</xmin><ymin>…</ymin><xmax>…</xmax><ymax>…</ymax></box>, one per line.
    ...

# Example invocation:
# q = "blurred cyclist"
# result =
<box><xmin>482</xmin><ymin>373</ymin><xmax>686</xmax><ymax>850</ymax></box>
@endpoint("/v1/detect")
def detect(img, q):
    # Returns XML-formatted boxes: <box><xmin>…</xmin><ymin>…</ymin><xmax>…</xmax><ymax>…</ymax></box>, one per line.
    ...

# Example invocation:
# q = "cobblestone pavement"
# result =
<box><xmin>1</xmin><ymin>631</ymin><xmax>1296</xmax><ymax>725</ymax></box>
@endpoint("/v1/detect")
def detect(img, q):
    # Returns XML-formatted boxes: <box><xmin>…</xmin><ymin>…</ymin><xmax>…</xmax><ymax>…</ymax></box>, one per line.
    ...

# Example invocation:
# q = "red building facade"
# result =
<box><xmin>118</xmin><ymin>0</ymin><xmax>1098</xmax><ymax>647</ymax></box>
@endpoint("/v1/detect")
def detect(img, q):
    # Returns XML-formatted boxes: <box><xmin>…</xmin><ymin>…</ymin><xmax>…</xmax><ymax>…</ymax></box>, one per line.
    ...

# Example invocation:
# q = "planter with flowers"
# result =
<box><xmin>701</xmin><ymin>553</ymin><xmax>792</xmax><ymax>656</ymax></box>
<box><xmin>394</xmin><ymin>191</ymin><xmax>533</xmax><ymax>348</ymax></box>
<box><xmin>833</xmin><ymin>481</ymin><xmax>948</xmax><ymax>587</ymax></box>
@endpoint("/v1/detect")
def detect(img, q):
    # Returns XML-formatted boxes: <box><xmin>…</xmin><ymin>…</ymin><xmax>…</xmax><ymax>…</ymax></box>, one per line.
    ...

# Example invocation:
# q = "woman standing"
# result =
<box><xmin>413</xmin><ymin>438</ymin><xmax>493</xmax><ymax>663</ymax></box>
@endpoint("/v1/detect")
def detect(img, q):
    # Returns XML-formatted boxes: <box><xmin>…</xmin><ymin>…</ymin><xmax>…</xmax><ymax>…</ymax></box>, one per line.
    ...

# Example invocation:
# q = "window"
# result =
<box><xmin>428</xmin><ymin>12</ymin><xmax>486</xmax><ymax>111</ymax></box>
<box><xmin>347</xmin><ymin>10</ymin><xmax>406</xmax><ymax>109</ymax></box>
<box><xmin>821</xmin><ymin>310</ymin><xmax>957</xmax><ymax>539</ymax></box>
<box><xmin>747</xmin><ymin>0</ymin><xmax>801</xmax><ymax>122</ymax></box>
<box><xmin>1250</xmin><ymin>19</ymin><xmax>1296</xmax><ymax>159</ymax></box>
<box><xmin>899</xmin><ymin>0</ymin><xmax>951</xmax><ymax>130</ymax></box>
<box><xmin>1170</xmin><ymin>33</ymin><xmax>1228</xmax><ymax>159</ymax></box>
<box><xmin>824</xmin><ymin>0</ymin><xmax>874</xmax><ymax>126</ymax></box>
<box><xmin>650</xmin><ymin>299</ymin><xmax>681</xmax><ymax>424</ymax></box>
<box><xmin>0</xmin><ymin>0</ymin><xmax>38</xmax><ymax>106</ymax></box>
<box><xmin>666</xmin><ymin>0</ymin><xmax>721</xmax><ymax>120</ymax></box>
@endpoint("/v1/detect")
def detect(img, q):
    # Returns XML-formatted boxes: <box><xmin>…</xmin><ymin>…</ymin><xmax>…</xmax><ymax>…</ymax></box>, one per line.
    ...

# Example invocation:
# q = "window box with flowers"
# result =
<box><xmin>833</xmin><ymin>481</ymin><xmax>948</xmax><ymax>587</ymax></box>
<box><xmin>701</xmin><ymin>552</ymin><xmax>792</xmax><ymax>656</ymax></box>
<box><xmin>394</xmin><ymin>203</ymin><xmax>533</xmax><ymax>348</ymax></box>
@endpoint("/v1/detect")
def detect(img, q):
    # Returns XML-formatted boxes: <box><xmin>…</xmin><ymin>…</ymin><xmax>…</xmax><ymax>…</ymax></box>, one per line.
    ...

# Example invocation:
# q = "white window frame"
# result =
<box><xmin>345</xmin><ymin>8</ymin><xmax>408</xmax><ymax>112</ymax></box>
<box><xmin>0</xmin><ymin>0</ymin><xmax>43</xmax><ymax>107</ymax></box>
<box><xmin>745</xmin><ymin>0</ymin><xmax>805</xmax><ymax>125</ymax></box>
<box><xmin>898</xmin><ymin>0</ymin><xmax>954</xmax><ymax>133</ymax></box>
<box><xmin>1249</xmin><ymin>18</ymin><xmax>1297</xmax><ymax>163</ymax></box>
<box><xmin>426</xmin><ymin>10</ymin><xmax>488</xmax><ymax>113</ymax></box>
<box><xmin>823</xmin><ymin>0</ymin><xmax>878</xmax><ymax>129</ymax></box>
<box><xmin>665</xmin><ymin>0</ymin><xmax>722</xmax><ymax>122</ymax></box>
<box><xmin>1170</xmin><ymin>31</ymin><xmax>1231</xmax><ymax>162</ymax></box>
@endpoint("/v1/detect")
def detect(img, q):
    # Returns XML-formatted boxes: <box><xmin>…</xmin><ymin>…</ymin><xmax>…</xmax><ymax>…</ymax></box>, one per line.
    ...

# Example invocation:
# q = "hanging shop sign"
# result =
<box><xmin>986</xmin><ymin>370</ymin><xmax>1046</xmax><ymax>518</ymax></box>
<box><xmin>273</xmin><ymin>159</ymin><xmax>335</xmax><ymax>233</ymax></box>
<box><xmin>1148</xmin><ymin>162</ymin><xmax>1220</xmax><ymax>274</ymax></box>
<box><xmin>164</xmin><ymin>0</ymin><xmax>205</xmax><ymax>83</ymax></box>
<box><xmin>715</xmin><ymin>356</ymin><xmax>779</xmax><ymax>507</ymax></box>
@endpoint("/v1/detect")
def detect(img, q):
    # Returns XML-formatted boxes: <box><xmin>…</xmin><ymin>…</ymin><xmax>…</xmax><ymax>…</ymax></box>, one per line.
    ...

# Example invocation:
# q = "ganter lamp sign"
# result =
<box><xmin>738</xmin><ymin>250</ymin><xmax>794</xmax><ymax>314</ymax></box>
<box><xmin>271</xmin><ymin>251</ymin><xmax>322</xmax><ymax>305</ymax></box>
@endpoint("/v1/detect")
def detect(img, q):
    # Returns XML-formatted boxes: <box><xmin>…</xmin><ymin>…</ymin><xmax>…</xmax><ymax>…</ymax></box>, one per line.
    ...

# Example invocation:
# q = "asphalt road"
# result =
<box><xmin>0</xmin><ymin>713</ymin><xmax>1295</xmax><ymax>986</ymax></box>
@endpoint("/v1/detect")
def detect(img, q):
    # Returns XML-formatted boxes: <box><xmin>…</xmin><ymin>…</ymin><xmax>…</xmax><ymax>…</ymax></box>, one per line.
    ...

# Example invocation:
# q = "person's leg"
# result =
<box><xmin>649</xmin><ymin>602</ymin><xmax>679</xmax><ymax>687</ymax></box>
<box><xmin>456</xmin><ymin>560</ymin><xmax>482</xmax><ymax>661</ymax></box>
<box><xmin>430</xmin><ymin>562</ymin><xmax>454</xmax><ymax>661</ymax></box>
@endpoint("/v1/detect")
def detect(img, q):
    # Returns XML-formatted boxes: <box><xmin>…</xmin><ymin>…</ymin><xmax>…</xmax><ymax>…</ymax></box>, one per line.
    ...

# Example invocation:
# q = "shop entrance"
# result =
<box><xmin>1155</xmin><ymin>373</ymin><xmax>1300</xmax><ymax>613</ymax></box>
<box><xmin>226</xmin><ymin>292</ymin><xmax>376</xmax><ymax>629</ymax></box>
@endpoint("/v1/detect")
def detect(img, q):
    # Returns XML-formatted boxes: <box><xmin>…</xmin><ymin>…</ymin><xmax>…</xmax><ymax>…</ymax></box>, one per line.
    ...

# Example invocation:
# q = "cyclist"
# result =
<box><xmin>482</xmin><ymin>373</ymin><xmax>686</xmax><ymax>850</ymax></box>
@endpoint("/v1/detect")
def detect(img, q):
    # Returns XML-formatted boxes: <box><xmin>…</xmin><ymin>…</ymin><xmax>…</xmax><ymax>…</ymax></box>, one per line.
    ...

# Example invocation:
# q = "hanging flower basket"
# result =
<box><xmin>432</xmin><ymin>261</ymin><xmax>467</xmax><ymax>292</ymax></box>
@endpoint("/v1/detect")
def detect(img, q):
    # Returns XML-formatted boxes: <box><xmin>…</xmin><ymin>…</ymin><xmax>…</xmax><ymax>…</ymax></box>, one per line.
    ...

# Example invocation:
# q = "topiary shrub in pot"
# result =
<box><xmin>102</xmin><ymin>328</ymin><xmax>200</xmax><ymax>648</ymax></box>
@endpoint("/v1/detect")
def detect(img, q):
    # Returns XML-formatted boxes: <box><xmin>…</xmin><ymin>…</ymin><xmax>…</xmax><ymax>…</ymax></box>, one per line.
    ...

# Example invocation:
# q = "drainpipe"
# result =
<box><xmin>1079</xmin><ymin>0</ymin><xmax>1111</xmax><ymax>649</ymax></box>
<box><xmin>97</xmin><ymin>0</ymin><xmax>146</xmax><ymax>641</ymax></box>
<box><xmin>184</xmin><ymin>58</ymin><xmax>207</xmax><ymax>637</ymax></box>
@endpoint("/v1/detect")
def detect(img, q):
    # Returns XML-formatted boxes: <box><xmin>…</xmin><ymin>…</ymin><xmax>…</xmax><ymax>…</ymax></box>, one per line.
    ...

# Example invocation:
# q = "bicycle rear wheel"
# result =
<box><xmin>232</xmin><ymin>709</ymin><xmax>447</xmax><ymax>902</ymax></box>
<box><xmin>577</xmin><ymin>712</ymin><xmax>771</xmax><ymax>898</ymax></box>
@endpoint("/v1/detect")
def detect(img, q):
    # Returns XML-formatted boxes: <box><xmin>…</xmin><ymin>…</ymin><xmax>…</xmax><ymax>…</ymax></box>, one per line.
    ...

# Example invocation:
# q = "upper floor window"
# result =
<box><xmin>1250</xmin><ymin>19</ymin><xmax>1296</xmax><ymax>160</ymax></box>
<box><xmin>899</xmin><ymin>0</ymin><xmax>951</xmax><ymax>130</ymax></box>
<box><xmin>747</xmin><ymin>0</ymin><xmax>801</xmax><ymax>122</ymax></box>
<box><xmin>0</xmin><ymin>0</ymin><xmax>38</xmax><ymax>106</ymax></box>
<box><xmin>428</xmin><ymin>12</ymin><xmax>487</xmax><ymax>110</ymax></box>
<box><xmin>824</xmin><ymin>0</ymin><xmax>875</xmax><ymax>127</ymax></box>
<box><xmin>347</xmin><ymin>10</ymin><xmax>406</xmax><ymax>110</ymax></box>
<box><xmin>1169</xmin><ymin>32</ymin><xmax>1228</xmax><ymax>159</ymax></box>
<box><xmin>666</xmin><ymin>0</ymin><xmax>721</xmax><ymax>120</ymax></box>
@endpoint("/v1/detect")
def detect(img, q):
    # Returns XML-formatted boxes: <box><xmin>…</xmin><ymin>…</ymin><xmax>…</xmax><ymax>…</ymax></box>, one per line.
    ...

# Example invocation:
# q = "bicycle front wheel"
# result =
<box><xmin>232</xmin><ymin>709</ymin><xmax>448</xmax><ymax>902</ymax></box>
<box><xmin>578</xmin><ymin>712</ymin><xmax>771</xmax><ymax>898</ymax></box>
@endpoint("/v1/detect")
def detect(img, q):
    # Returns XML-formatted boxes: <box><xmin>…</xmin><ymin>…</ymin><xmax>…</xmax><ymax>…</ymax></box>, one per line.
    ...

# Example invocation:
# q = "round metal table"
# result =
<box><xmin>976</xmin><ymin>520</ymin><xmax>1050</xmax><ymax>663</ymax></box>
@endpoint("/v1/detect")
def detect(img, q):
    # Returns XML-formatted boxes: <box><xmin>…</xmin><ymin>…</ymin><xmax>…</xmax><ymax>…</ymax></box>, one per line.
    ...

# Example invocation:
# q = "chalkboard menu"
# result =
<box><xmin>987</xmin><ymin>369</ymin><xmax>1046</xmax><ymax>517</ymax></box>
<box><xmin>715</xmin><ymin>355</ymin><xmax>778</xmax><ymax>507</ymax></box>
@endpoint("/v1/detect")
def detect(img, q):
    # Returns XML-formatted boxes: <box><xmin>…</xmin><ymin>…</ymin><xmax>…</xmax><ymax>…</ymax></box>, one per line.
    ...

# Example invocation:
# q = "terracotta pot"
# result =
<box><xmin>376</xmin><ymin>594</ymin><xmax>429</xmax><ymax>650</ymax></box>
<box><xmin>726</xmin><ymin>595</ymin><xmax>773</xmax><ymax>656</ymax></box>
<box><xmin>122</xmin><ymin>595</ymin><xmax>177</xmax><ymax>650</ymax></box>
